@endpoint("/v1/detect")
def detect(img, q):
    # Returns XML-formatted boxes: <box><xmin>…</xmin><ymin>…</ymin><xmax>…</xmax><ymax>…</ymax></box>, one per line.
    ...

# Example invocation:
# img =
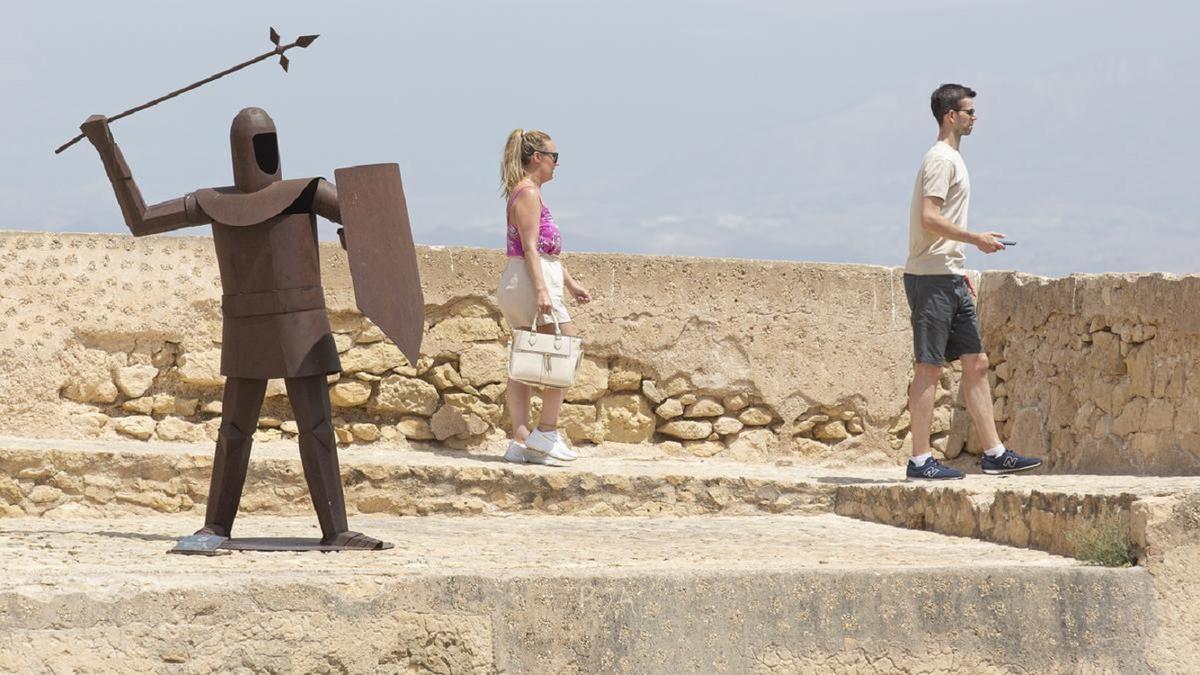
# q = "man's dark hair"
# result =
<box><xmin>931</xmin><ymin>83</ymin><xmax>977</xmax><ymax>123</ymax></box>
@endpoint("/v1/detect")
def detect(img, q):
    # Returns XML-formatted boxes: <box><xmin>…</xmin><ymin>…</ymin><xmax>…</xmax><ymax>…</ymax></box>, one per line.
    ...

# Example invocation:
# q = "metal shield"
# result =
<box><xmin>334</xmin><ymin>163</ymin><xmax>424</xmax><ymax>366</ymax></box>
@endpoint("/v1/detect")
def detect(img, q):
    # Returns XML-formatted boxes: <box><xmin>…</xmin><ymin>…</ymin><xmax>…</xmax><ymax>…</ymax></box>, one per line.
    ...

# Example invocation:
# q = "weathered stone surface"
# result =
<box><xmin>722</xmin><ymin>393</ymin><xmax>752</xmax><ymax>412</ymax></box>
<box><xmin>122</xmin><ymin>397</ymin><xmax>155</xmax><ymax>415</ymax></box>
<box><xmin>607</xmin><ymin>359</ymin><xmax>642</xmax><ymax>392</ymax></box>
<box><xmin>443</xmin><ymin>393</ymin><xmax>502</xmax><ymax>426</ymax></box>
<box><xmin>175</xmin><ymin>349</ymin><xmax>223</xmax><ymax>387</ymax></box>
<box><xmin>330</xmin><ymin>381</ymin><xmax>372</xmax><ymax>408</ymax></box>
<box><xmin>62</xmin><ymin>374</ymin><xmax>119</xmax><ymax>405</ymax></box>
<box><xmin>70</xmin><ymin>412</ymin><xmax>109</xmax><ymax>436</ymax></box>
<box><xmin>641</xmin><ymin>380</ymin><xmax>666</xmax><ymax>404</ymax></box>
<box><xmin>396</xmin><ymin>417</ymin><xmax>435</xmax><ymax>440</ymax></box>
<box><xmin>566</xmin><ymin>356</ymin><xmax>609</xmax><ymax>403</ymax></box>
<box><xmin>597</xmin><ymin>394</ymin><xmax>655</xmax><ymax>443</ymax></box>
<box><xmin>351</xmin><ymin>423</ymin><xmax>381</xmax><ymax>442</ymax></box>
<box><xmin>430</xmin><ymin>317</ymin><xmax>502</xmax><ymax>343</ymax></box>
<box><xmin>558</xmin><ymin>403</ymin><xmax>599</xmax><ymax>442</ymax></box>
<box><xmin>427</xmin><ymin>363</ymin><xmax>466</xmax><ymax>391</ymax></box>
<box><xmin>682</xmin><ymin>440</ymin><xmax>724</xmax><ymax>457</ymax></box>
<box><xmin>373</xmin><ymin>376</ymin><xmax>439</xmax><ymax>415</ymax></box>
<box><xmin>713</xmin><ymin>416</ymin><xmax>744</xmax><ymax>436</ymax></box>
<box><xmin>814</xmin><ymin>421</ymin><xmax>849</xmax><ymax>442</ymax></box>
<box><xmin>684</xmin><ymin>397</ymin><xmax>724</xmax><ymax>418</ymax></box>
<box><xmin>115</xmin><ymin>416</ymin><xmax>155</xmax><ymax>441</ymax></box>
<box><xmin>341</xmin><ymin>342</ymin><xmax>408</xmax><ymax>375</ymax></box>
<box><xmin>280</xmin><ymin>421</ymin><xmax>299</xmax><ymax>435</ymax></box>
<box><xmin>155</xmin><ymin>417</ymin><xmax>204</xmax><ymax>442</ymax></box>
<box><xmin>174</xmin><ymin>398</ymin><xmax>199</xmax><ymax>417</ymax></box>
<box><xmin>201</xmin><ymin>401</ymin><xmax>222</xmax><ymax>415</ymax></box>
<box><xmin>658</xmin><ymin>420</ymin><xmax>712</xmax><ymax>440</ymax></box>
<box><xmin>430</xmin><ymin>405</ymin><xmax>487</xmax><ymax>440</ymax></box>
<box><xmin>726</xmin><ymin>428</ymin><xmax>780</xmax><ymax>457</ymax></box>
<box><xmin>150</xmin><ymin>394</ymin><xmax>175</xmax><ymax>415</ymax></box>
<box><xmin>655</xmin><ymin>399</ymin><xmax>684</xmax><ymax>420</ymax></box>
<box><xmin>739</xmin><ymin>407</ymin><xmax>774</xmax><ymax>426</ymax></box>
<box><xmin>458</xmin><ymin>344</ymin><xmax>508</xmax><ymax>387</ymax></box>
<box><xmin>113</xmin><ymin>365</ymin><xmax>158</xmax><ymax>399</ymax></box>
<box><xmin>356</xmin><ymin>323</ymin><xmax>386</xmax><ymax>344</ymax></box>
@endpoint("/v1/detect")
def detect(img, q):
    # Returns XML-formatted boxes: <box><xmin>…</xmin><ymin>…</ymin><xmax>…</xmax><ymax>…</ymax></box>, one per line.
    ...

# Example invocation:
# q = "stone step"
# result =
<box><xmin>4</xmin><ymin>436</ymin><xmax>1199</xmax><ymax>564</ymax></box>
<box><xmin>0</xmin><ymin>513</ymin><xmax>1155</xmax><ymax>673</ymax></box>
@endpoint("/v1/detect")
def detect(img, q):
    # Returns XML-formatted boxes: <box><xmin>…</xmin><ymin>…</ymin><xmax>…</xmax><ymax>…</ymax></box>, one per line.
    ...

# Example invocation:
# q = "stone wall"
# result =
<box><xmin>971</xmin><ymin>272</ymin><xmax>1200</xmax><ymax>475</ymax></box>
<box><xmin>1</xmin><ymin>231</ymin><xmax>1198</xmax><ymax>474</ymax></box>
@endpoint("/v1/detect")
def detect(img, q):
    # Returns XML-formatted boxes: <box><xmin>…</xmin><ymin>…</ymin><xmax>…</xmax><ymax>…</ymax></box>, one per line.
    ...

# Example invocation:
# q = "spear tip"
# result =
<box><xmin>269</xmin><ymin>27</ymin><xmax>281</xmax><ymax>46</ymax></box>
<box><xmin>296</xmin><ymin>34</ymin><xmax>319</xmax><ymax>48</ymax></box>
<box><xmin>279</xmin><ymin>54</ymin><xmax>290</xmax><ymax>72</ymax></box>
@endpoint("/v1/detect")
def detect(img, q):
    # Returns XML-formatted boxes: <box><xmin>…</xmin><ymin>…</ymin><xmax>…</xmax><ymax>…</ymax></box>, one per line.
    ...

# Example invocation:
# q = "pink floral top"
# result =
<box><xmin>506</xmin><ymin>185</ymin><xmax>562</xmax><ymax>257</ymax></box>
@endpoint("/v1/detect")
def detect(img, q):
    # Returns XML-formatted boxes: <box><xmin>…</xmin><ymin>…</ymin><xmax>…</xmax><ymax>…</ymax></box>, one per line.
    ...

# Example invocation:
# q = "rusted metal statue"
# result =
<box><xmin>72</xmin><ymin>30</ymin><xmax>423</xmax><ymax>553</ymax></box>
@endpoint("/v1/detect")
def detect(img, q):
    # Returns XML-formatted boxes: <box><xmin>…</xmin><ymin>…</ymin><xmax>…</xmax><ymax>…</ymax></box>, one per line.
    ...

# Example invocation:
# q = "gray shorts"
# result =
<box><xmin>903</xmin><ymin>273</ymin><xmax>983</xmax><ymax>365</ymax></box>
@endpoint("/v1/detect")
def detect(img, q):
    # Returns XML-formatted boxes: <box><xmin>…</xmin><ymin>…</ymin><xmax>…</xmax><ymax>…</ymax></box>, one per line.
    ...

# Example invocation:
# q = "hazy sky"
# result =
<box><xmin>4</xmin><ymin>0</ymin><xmax>1197</xmax><ymax>277</ymax></box>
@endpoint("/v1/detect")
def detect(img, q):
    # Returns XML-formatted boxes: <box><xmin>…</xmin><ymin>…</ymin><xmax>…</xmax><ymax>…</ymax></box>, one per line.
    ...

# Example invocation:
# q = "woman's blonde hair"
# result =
<box><xmin>500</xmin><ymin>128</ymin><xmax>553</xmax><ymax>197</ymax></box>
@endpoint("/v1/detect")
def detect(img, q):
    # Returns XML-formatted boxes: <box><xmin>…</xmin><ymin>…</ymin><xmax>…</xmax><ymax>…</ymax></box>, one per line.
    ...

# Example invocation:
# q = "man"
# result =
<box><xmin>903</xmin><ymin>83</ymin><xmax>1042</xmax><ymax>480</ymax></box>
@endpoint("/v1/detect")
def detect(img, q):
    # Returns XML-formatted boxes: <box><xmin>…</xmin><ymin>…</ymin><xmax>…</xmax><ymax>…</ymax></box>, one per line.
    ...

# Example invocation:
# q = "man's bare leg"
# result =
<box><xmin>908</xmin><ymin>362</ymin><xmax>943</xmax><ymax>457</ymax></box>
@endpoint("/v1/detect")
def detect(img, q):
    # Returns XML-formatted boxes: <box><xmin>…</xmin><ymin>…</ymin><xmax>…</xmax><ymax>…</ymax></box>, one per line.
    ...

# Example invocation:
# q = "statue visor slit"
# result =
<box><xmin>78</xmin><ymin>107</ymin><xmax>424</xmax><ymax>553</ymax></box>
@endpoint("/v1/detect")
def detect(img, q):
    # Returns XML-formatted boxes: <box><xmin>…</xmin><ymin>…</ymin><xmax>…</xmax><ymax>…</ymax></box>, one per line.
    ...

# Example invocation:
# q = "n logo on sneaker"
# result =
<box><xmin>923</xmin><ymin>467</ymin><xmax>938</xmax><ymax>477</ymax></box>
<box><xmin>1003</xmin><ymin>456</ymin><xmax>1018</xmax><ymax>467</ymax></box>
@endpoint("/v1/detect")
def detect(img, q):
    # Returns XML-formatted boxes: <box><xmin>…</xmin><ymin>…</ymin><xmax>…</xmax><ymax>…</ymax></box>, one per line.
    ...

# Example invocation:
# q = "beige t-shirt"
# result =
<box><xmin>906</xmin><ymin>141</ymin><xmax>969</xmax><ymax>275</ymax></box>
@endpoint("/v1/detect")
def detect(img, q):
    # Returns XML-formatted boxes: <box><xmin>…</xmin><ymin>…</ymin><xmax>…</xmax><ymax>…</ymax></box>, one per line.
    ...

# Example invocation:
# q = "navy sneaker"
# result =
<box><xmin>981</xmin><ymin>449</ymin><xmax>1043</xmax><ymax>474</ymax></box>
<box><xmin>906</xmin><ymin>457</ymin><xmax>965</xmax><ymax>480</ymax></box>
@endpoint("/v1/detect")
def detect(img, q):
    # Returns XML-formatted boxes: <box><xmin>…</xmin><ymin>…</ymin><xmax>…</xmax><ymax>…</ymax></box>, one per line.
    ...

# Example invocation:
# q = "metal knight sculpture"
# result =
<box><xmin>78</xmin><ymin>105</ymin><xmax>423</xmax><ymax>552</ymax></box>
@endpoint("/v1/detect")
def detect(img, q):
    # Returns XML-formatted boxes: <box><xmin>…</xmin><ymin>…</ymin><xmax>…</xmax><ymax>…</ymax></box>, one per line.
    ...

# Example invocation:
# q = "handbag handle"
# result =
<box><xmin>527</xmin><ymin>311</ymin><xmax>562</xmax><ymax>348</ymax></box>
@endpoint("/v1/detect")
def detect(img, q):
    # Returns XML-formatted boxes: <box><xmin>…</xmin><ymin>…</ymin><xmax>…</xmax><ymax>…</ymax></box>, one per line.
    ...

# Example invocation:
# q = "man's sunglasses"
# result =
<box><xmin>954</xmin><ymin>108</ymin><xmax>977</xmax><ymax>117</ymax></box>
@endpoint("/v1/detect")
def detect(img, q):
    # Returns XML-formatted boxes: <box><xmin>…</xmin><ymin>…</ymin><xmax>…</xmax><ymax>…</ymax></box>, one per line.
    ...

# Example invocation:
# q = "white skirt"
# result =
<box><xmin>496</xmin><ymin>255</ymin><xmax>572</xmax><ymax>329</ymax></box>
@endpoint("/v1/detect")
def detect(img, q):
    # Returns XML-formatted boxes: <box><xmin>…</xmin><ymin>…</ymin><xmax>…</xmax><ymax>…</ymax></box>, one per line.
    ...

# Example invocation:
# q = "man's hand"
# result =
<box><xmin>973</xmin><ymin>231</ymin><xmax>1007</xmax><ymax>254</ymax></box>
<box><xmin>79</xmin><ymin>115</ymin><xmax>114</xmax><ymax>149</ymax></box>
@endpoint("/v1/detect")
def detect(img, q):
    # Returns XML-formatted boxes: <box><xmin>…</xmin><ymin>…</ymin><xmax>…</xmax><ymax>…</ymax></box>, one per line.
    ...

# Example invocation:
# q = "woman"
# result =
<box><xmin>497</xmin><ymin>129</ymin><xmax>591</xmax><ymax>465</ymax></box>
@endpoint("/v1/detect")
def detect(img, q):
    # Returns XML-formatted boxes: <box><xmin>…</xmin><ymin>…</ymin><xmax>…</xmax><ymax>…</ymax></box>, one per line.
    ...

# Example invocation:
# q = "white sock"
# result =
<box><xmin>909</xmin><ymin>452</ymin><xmax>932</xmax><ymax>466</ymax></box>
<box><xmin>984</xmin><ymin>444</ymin><xmax>1006</xmax><ymax>458</ymax></box>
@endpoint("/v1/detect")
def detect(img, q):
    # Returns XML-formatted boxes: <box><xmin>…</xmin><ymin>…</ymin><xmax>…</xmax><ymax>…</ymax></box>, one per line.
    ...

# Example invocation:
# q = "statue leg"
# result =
<box><xmin>286</xmin><ymin>374</ymin><xmax>384</xmax><ymax>549</ymax></box>
<box><xmin>197</xmin><ymin>377</ymin><xmax>267</xmax><ymax>537</ymax></box>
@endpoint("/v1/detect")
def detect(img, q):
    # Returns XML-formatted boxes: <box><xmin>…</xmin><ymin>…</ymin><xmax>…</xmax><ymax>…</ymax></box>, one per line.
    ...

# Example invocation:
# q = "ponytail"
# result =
<box><xmin>500</xmin><ymin>128</ymin><xmax>553</xmax><ymax>197</ymax></box>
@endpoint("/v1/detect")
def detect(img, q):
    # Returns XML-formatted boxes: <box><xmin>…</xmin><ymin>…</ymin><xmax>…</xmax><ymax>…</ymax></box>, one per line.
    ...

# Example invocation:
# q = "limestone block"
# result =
<box><xmin>608</xmin><ymin>359</ymin><xmax>642</xmax><ymax>392</ymax></box>
<box><xmin>428</xmin><ymin>363</ymin><xmax>467</xmax><ymax>391</ymax></box>
<box><xmin>1143</xmin><ymin>398</ymin><xmax>1175</xmax><ymax>432</ymax></box>
<box><xmin>397</xmin><ymin>416</ymin><xmax>435</xmax><ymax>440</ymax></box>
<box><xmin>679</xmin><ymin>394</ymin><xmax>698</xmax><ymax>406</ymax></box>
<box><xmin>1126</xmin><ymin>342</ymin><xmax>1155</xmax><ymax>398</ymax></box>
<box><xmin>176</xmin><ymin>349</ymin><xmax>224</xmax><ymax>387</ymax></box>
<box><xmin>330</xmin><ymin>381</ymin><xmax>372</xmax><ymax>408</ymax></box>
<box><xmin>1090</xmin><ymin>331</ymin><xmax>1125</xmax><ymax>377</ymax></box>
<box><xmin>1175</xmin><ymin>398</ymin><xmax>1200</xmax><ymax>433</ymax></box>
<box><xmin>814</xmin><ymin>420</ymin><xmax>849</xmax><ymax>442</ymax></box>
<box><xmin>151</xmin><ymin>394</ymin><xmax>176</xmax><ymax>415</ymax></box>
<box><xmin>373</xmin><ymin>375</ymin><xmax>439</xmax><ymax>415</ymax></box>
<box><xmin>597</xmin><ymin>394</ymin><xmax>655</xmax><ymax>443</ymax></box>
<box><xmin>1113</xmin><ymin>397</ymin><xmax>1147</xmax><ymax>438</ymax></box>
<box><xmin>661</xmin><ymin>375</ymin><xmax>691</xmax><ymax>398</ymax></box>
<box><xmin>351</xmin><ymin>423</ymin><xmax>381</xmax><ymax>442</ymax></box>
<box><xmin>655</xmin><ymin>399</ymin><xmax>684</xmax><ymax>420</ymax></box>
<box><xmin>846</xmin><ymin>418</ymin><xmax>864</xmax><ymax>434</ymax></box>
<box><xmin>683</xmin><ymin>440</ymin><xmax>724</xmax><ymax>457</ymax></box>
<box><xmin>443</xmin><ymin>393</ymin><xmax>502</xmax><ymax>426</ymax></box>
<box><xmin>659</xmin><ymin>440</ymin><xmax>684</xmax><ymax>455</ymax></box>
<box><xmin>28</xmin><ymin>485</ymin><xmax>62</xmax><ymax>505</ymax></box>
<box><xmin>558</xmin><ymin>403</ymin><xmax>599</xmax><ymax>442</ymax></box>
<box><xmin>201</xmin><ymin>401</ymin><xmax>222</xmax><ymax>415</ymax></box>
<box><xmin>684</xmin><ymin>397</ymin><xmax>724</xmax><ymax>418</ymax></box>
<box><xmin>458</xmin><ymin>344</ymin><xmax>508</xmax><ymax>387</ymax></box>
<box><xmin>122</xmin><ymin>397</ymin><xmax>155</xmax><ymax>415</ymax></box>
<box><xmin>0</xmin><ymin>475</ymin><xmax>23</xmax><ymax>504</ymax></box>
<box><xmin>430</xmin><ymin>317</ymin><xmax>502</xmax><ymax>342</ymax></box>
<box><xmin>479</xmin><ymin>383</ymin><xmax>506</xmax><ymax>403</ymax></box>
<box><xmin>333</xmin><ymin>427</ymin><xmax>353</xmax><ymax>444</ymax></box>
<box><xmin>1009</xmin><ymin>407</ymin><xmax>1048</xmax><ymax>456</ymax></box>
<box><xmin>62</xmin><ymin>372</ymin><xmax>119</xmax><ymax>405</ymax></box>
<box><xmin>156</xmin><ymin>417</ymin><xmax>205</xmax><ymax>442</ymax></box>
<box><xmin>281</xmin><ymin>421</ymin><xmax>299</xmax><ymax>435</ymax></box>
<box><xmin>70</xmin><ymin>412</ymin><xmax>109</xmax><ymax>436</ymax></box>
<box><xmin>931</xmin><ymin>407</ymin><xmax>952</xmax><ymax>435</ymax></box>
<box><xmin>174</xmin><ymin>398</ymin><xmax>199</xmax><ymax>416</ymax></box>
<box><xmin>713</xmin><ymin>416</ymin><xmax>744</xmax><ymax>436</ymax></box>
<box><xmin>334</xmin><ymin>333</ymin><xmax>353</xmax><ymax>353</ymax></box>
<box><xmin>356</xmin><ymin>323</ymin><xmax>386</xmax><ymax>344</ymax></box>
<box><xmin>566</xmin><ymin>356</ymin><xmax>609</xmax><ymax>403</ymax></box>
<box><xmin>259</xmin><ymin>417</ymin><xmax>282</xmax><ymax>428</ymax></box>
<box><xmin>431</xmin><ymin>405</ymin><xmax>487</xmax><ymax>440</ymax></box>
<box><xmin>657</xmin><ymin>419</ymin><xmax>712</xmax><ymax>440</ymax></box>
<box><xmin>945</xmin><ymin>410</ymin><xmax>971</xmax><ymax>459</ymax></box>
<box><xmin>341</xmin><ymin>342</ymin><xmax>408</xmax><ymax>375</ymax></box>
<box><xmin>791</xmin><ymin>436</ymin><xmax>831</xmax><ymax>457</ymax></box>
<box><xmin>722</xmin><ymin>393</ymin><xmax>752</xmax><ymax>412</ymax></box>
<box><xmin>115</xmin><ymin>415</ymin><xmax>155</xmax><ymax>440</ymax></box>
<box><xmin>265</xmin><ymin>379</ymin><xmax>288</xmax><ymax>398</ymax></box>
<box><xmin>113</xmin><ymin>364</ymin><xmax>158</xmax><ymax>398</ymax></box>
<box><xmin>641</xmin><ymin>380</ymin><xmax>666</xmax><ymax>404</ymax></box>
<box><xmin>738</xmin><ymin>407</ymin><xmax>774</xmax><ymax>426</ymax></box>
<box><xmin>355</xmin><ymin>372</ymin><xmax>382</xmax><ymax>382</ymax></box>
<box><xmin>889</xmin><ymin>410</ymin><xmax>911</xmax><ymax>434</ymax></box>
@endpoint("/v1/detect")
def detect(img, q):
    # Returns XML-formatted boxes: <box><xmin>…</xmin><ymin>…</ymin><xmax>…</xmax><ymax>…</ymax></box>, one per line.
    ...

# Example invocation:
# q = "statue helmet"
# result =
<box><xmin>229</xmin><ymin>107</ymin><xmax>281</xmax><ymax>192</ymax></box>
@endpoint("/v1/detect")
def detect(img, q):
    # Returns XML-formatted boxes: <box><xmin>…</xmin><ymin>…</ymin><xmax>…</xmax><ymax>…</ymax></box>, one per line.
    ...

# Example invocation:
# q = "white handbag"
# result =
<box><xmin>507</xmin><ymin>316</ymin><xmax>583</xmax><ymax>389</ymax></box>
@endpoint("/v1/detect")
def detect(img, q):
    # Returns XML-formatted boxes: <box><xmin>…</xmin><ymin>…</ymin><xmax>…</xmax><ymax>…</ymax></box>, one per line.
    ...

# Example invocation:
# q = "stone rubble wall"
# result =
<box><xmin>969</xmin><ymin>272</ymin><xmax>1200</xmax><ymax>475</ymax></box>
<box><xmin>1</xmin><ymin>232</ymin><xmax>1198</xmax><ymax>473</ymax></box>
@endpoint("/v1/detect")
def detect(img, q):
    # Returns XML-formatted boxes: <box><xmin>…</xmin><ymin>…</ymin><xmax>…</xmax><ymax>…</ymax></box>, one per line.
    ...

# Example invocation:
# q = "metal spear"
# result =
<box><xmin>55</xmin><ymin>27</ymin><xmax>318</xmax><ymax>154</ymax></box>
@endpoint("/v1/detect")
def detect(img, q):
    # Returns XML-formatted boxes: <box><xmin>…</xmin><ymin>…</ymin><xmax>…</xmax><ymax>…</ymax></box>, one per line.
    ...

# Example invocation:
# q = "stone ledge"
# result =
<box><xmin>0</xmin><ymin>514</ymin><xmax>1154</xmax><ymax>674</ymax></box>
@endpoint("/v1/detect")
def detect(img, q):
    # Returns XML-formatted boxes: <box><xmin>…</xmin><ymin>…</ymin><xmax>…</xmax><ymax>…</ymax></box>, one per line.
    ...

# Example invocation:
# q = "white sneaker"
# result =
<box><xmin>503</xmin><ymin>440</ymin><xmax>562</xmax><ymax>466</ymax></box>
<box><xmin>524</xmin><ymin>428</ymin><xmax>577</xmax><ymax>462</ymax></box>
